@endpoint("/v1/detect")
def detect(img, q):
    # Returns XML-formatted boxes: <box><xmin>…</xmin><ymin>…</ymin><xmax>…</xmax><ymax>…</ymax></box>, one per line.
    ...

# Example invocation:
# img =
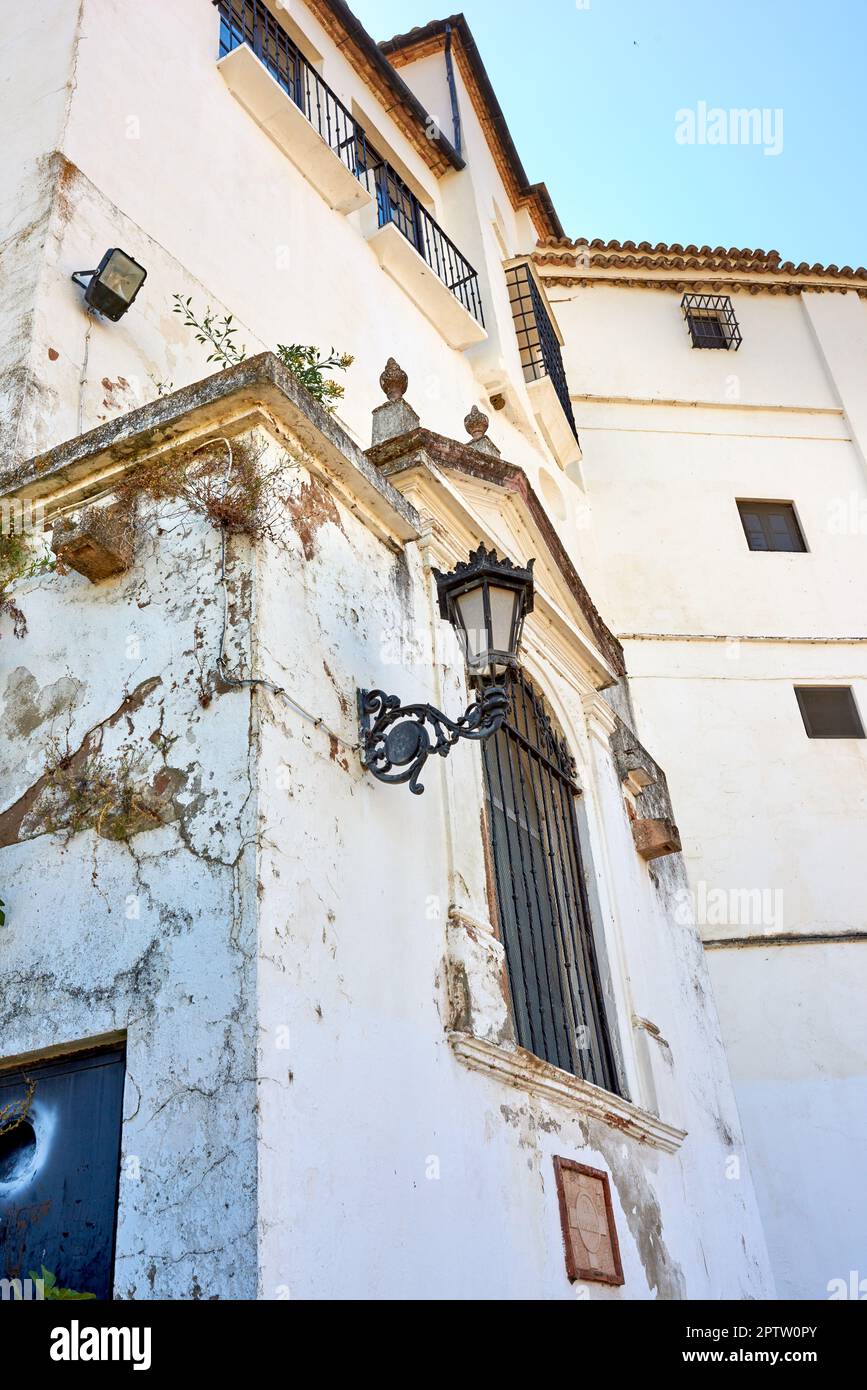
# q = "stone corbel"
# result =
<box><xmin>630</xmin><ymin>817</ymin><xmax>682</xmax><ymax>861</ymax></box>
<box><xmin>51</xmin><ymin>504</ymin><xmax>135</xmax><ymax>583</ymax></box>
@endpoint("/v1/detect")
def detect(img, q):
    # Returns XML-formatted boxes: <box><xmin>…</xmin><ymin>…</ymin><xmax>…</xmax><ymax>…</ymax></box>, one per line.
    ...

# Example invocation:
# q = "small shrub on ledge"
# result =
<box><xmin>171</xmin><ymin>294</ymin><xmax>353</xmax><ymax>412</ymax></box>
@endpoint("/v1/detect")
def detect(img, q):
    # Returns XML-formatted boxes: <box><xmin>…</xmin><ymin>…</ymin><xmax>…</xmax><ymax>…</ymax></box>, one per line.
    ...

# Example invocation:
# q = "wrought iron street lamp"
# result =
<box><xmin>358</xmin><ymin>545</ymin><xmax>534</xmax><ymax>795</ymax></box>
<box><xmin>71</xmin><ymin>248</ymin><xmax>147</xmax><ymax>321</ymax></box>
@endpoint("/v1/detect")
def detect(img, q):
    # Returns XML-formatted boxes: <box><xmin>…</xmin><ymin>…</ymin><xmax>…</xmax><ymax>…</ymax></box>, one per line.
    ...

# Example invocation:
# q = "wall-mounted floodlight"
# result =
<box><xmin>71</xmin><ymin>248</ymin><xmax>147</xmax><ymax>321</ymax></box>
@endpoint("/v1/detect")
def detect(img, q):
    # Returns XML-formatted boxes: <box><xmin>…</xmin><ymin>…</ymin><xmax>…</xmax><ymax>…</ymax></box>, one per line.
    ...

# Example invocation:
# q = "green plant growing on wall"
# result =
<box><xmin>0</xmin><ymin>533</ymin><xmax>55</xmax><ymax>639</ymax></box>
<box><xmin>171</xmin><ymin>294</ymin><xmax>353</xmax><ymax>411</ymax></box>
<box><xmin>274</xmin><ymin>342</ymin><xmax>354</xmax><ymax>410</ymax></box>
<box><xmin>17</xmin><ymin>1267</ymin><xmax>96</xmax><ymax>1301</ymax></box>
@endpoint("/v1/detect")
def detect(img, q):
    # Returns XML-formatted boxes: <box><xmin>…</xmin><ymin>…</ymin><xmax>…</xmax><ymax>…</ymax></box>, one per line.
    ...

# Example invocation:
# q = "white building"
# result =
<box><xmin>530</xmin><ymin>237</ymin><xmax>867</xmax><ymax>1300</ymax></box>
<box><xmin>0</xmin><ymin>1</ymin><xmax>862</xmax><ymax>1301</ymax></box>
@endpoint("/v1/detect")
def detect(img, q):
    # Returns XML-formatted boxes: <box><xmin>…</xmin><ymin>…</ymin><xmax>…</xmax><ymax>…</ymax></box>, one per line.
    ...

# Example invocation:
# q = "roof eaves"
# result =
<box><xmin>380</xmin><ymin>14</ymin><xmax>566</xmax><ymax>240</ymax></box>
<box><xmin>311</xmin><ymin>0</ymin><xmax>464</xmax><ymax>171</ymax></box>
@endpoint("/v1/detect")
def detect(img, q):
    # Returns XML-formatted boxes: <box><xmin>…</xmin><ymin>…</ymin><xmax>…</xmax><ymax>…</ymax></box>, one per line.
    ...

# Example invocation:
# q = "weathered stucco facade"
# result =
<box><xmin>0</xmin><ymin>0</ymin><xmax>862</xmax><ymax>1301</ymax></box>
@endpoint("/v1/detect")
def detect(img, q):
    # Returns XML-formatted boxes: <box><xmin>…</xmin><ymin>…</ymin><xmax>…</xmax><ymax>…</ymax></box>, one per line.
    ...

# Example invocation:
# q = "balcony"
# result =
<box><xmin>215</xmin><ymin>0</ymin><xmax>372</xmax><ymax>213</ymax></box>
<box><xmin>362</xmin><ymin>153</ymin><xmax>486</xmax><ymax>350</ymax></box>
<box><xmin>506</xmin><ymin>261</ymin><xmax>581</xmax><ymax>470</ymax></box>
<box><xmin>214</xmin><ymin>0</ymin><xmax>486</xmax><ymax>342</ymax></box>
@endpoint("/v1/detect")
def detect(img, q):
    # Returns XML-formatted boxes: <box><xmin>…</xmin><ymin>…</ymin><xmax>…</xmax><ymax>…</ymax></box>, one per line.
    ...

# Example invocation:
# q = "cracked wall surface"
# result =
<box><xmin>0</xmin><ymin>483</ymin><xmax>259</xmax><ymax>1298</ymax></box>
<box><xmin>0</xmin><ymin>386</ymin><xmax>777</xmax><ymax>1298</ymax></box>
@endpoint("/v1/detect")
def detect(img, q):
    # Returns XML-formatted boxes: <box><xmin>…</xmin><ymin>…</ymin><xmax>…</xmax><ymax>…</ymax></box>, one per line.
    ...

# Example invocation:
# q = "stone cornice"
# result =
<box><xmin>449</xmin><ymin>1032</ymin><xmax>687</xmax><ymax>1154</ymax></box>
<box><xmin>367</xmin><ymin>427</ymin><xmax>625</xmax><ymax>677</ymax></box>
<box><xmin>1</xmin><ymin>353</ymin><xmax>419</xmax><ymax>546</ymax></box>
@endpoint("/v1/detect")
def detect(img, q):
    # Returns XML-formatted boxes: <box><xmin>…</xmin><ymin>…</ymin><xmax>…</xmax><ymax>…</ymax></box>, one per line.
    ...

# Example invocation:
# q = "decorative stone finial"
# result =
<box><xmin>371</xmin><ymin>359</ymin><xmax>419</xmax><ymax>446</ymax></box>
<box><xmin>380</xmin><ymin>358</ymin><xmax>408</xmax><ymax>403</ymax></box>
<box><xmin>464</xmin><ymin>405</ymin><xmax>489</xmax><ymax>441</ymax></box>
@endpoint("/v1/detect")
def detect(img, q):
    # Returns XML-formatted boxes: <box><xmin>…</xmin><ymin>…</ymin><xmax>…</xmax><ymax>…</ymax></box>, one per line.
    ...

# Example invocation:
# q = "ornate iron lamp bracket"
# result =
<box><xmin>357</xmin><ymin>684</ymin><xmax>508</xmax><ymax>796</ymax></box>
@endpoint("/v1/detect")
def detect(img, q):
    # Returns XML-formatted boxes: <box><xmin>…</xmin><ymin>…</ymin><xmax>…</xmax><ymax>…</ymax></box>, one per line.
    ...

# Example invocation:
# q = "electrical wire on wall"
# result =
<box><xmin>77</xmin><ymin>309</ymin><xmax>96</xmax><ymax>436</ymax></box>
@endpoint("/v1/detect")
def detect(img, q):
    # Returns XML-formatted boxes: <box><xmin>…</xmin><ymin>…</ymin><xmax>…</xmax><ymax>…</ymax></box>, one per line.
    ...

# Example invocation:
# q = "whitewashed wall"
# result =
<box><xmin>548</xmin><ymin>277</ymin><xmax>867</xmax><ymax>1299</ymax></box>
<box><xmin>0</xmin><ymin>393</ymin><xmax>774</xmax><ymax>1298</ymax></box>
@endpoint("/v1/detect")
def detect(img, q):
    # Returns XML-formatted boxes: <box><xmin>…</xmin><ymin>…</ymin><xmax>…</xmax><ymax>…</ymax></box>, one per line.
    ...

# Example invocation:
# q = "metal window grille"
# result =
<box><xmin>506</xmin><ymin>263</ymin><xmax>579</xmax><ymax>442</ymax></box>
<box><xmin>737</xmin><ymin>500</ymin><xmax>807</xmax><ymax>553</ymax></box>
<box><xmin>795</xmin><ymin>687</ymin><xmax>865</xmax><ymax>739</ymax></box>
<box><xmin>214</xmin><ymin>1</ymin><xmax>484</xmax><ymax>326</ymax></box>
<box><xmin>482</xmin><ymin>671</ymin><xmax>619</xmax><ymax>1090</ymax></box>
<box><xmin>681</xmin><ymin>293</ymin><xmax>742</xmax><ymax>350</ymax></box>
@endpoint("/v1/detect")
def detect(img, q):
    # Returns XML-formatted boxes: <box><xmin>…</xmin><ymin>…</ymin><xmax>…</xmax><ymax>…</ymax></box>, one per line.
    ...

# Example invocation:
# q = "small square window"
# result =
<box><xmin>737</xmin><ymin>501</ymin><xmax>807</xmax><ymax>552</ymax></box>
<box><xmin>795</xmin><ymin>687</ymin><xmax>865</xmax><ymax>739</ymax></box>
<box><xmin>681</xmin><ymin>293</ymin><xmax>742</xmax><ymax>350</ymax></box>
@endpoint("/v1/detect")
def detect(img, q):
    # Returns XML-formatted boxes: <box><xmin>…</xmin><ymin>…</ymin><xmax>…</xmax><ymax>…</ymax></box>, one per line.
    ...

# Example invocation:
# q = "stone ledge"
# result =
<box><xmin>448</xmin><ymin>1031</ymin><xmax>687</xmax><ymax>1154</ymax></box>
<box><xmin>1</xmin><ymin>353</ymin><xmax>419</xmax><ymax>546</ymax></box>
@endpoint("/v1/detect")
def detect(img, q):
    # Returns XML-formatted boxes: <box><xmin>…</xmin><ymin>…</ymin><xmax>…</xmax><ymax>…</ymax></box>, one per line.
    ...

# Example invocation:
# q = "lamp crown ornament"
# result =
<box><xmin>433</xmin><ymin>544</ymin><xmax>535</xmax><ymax>622</ymax></box>
<box><xmin>380</xmin><ymin>357</ymin><xmax>409</xmax><ymax>403</ymax></box>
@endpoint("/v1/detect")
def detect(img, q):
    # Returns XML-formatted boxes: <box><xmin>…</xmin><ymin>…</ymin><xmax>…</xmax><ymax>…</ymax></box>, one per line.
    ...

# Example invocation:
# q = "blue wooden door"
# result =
<box><xmin>0</xmin><ymin>1045</ymin><xmax>126</xmax><ymax>1300</ymax></box>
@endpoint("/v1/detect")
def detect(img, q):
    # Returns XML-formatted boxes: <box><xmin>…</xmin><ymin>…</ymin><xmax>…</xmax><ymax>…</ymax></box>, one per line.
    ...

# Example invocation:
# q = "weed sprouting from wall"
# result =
<box><xmin>39</xmin><ymin>739</ymin><xmax>164</xmax><ymax>844</ymax></box>
<box><xmin>114</xmin><ymin>436</ymin><xmax>280</xmax><ymax>540</ymax></box>
<box><xmin>171</xmin><ymin>294</ymin><xmax>353</xmax><ymax>411</ymax></box>
<box><xmin>0</xmin><ymin>534</ymin><xmax>56</xmax><ymax>639</ymax></box>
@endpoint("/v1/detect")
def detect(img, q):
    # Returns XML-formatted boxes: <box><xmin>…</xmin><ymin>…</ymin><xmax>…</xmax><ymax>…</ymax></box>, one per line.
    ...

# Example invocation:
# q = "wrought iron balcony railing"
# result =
<box><xmin>215</xmin><ymin>0</ymin><xmax>484</xmax><ymax>327</ymax></box>
<box><xmin>506</xmin><ymin>262</ymin><xmax>579</xmax><ymax>442</ymax></box>
<box><xmin>217</xmin><ymin>0</ymin><xmax>367</xmax><ymax>182</ymax></box>
<box><xmin>360</xmin><ymin>149</ymin><xmax>485</xmax><ymax>325</ymax></box>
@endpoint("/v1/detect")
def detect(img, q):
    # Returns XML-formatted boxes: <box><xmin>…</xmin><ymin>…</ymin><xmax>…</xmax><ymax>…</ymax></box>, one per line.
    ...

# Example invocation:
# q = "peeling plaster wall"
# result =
<box><xmin>0</xmin><ymin>406</ymin><xmax>776</xmax><ymax>1297</ymax></box>
<box><xmin>0</xmin><ymin>1</ymin><xmax>81</xmax><ymax>460</ymax></box>
<box><xmin>0</xmin><ymin>498</ymin><xmax>259</xmax><ymax>1299</ymax></box>
<box><xmin>243</xmin><ymin>434</ymin><xmax>772</xmax><ymax>1300</ymax></box>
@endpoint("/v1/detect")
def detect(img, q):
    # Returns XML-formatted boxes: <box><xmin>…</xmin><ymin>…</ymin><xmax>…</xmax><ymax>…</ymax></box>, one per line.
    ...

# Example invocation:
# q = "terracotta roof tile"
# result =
<box><xmin>533</xmin><ymin>237</ymin><xmax>867</xmax><ymax>294</ymax></box>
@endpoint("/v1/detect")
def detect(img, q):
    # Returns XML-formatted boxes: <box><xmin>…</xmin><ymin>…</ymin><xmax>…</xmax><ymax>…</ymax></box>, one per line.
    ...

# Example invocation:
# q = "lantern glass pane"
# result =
<box><xmin>454</xmin><ymin>586</ymin><xmax>488</xmax><ymax>665</ymax></box>
<box><xmin>488</xmin><ymin>584</ymin><xmax>520</xmax><ymax>657</ymax></box>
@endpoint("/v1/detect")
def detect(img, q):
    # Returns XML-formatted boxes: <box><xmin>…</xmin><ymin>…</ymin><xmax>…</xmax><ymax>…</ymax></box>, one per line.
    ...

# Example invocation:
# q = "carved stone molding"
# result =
<box><xmin>581</xmin><ymin>691</ymin><xmax>619</xmax><ymax>744</ymax></box>
<box><xmin>449</xmin><ymin>1032</ymin><xmax>687</xmax><ymax>1153</ymax></box>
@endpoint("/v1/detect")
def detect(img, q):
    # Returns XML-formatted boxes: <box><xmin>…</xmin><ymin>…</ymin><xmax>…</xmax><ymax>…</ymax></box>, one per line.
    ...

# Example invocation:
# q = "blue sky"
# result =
<box><xmin>351</xmin><ymin>0</ymin><xmax>867</xmax><ymax>267</ymax></box>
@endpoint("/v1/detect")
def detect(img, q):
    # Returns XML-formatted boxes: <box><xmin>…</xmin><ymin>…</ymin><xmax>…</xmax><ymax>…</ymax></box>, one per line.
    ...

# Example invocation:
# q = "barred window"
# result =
<box><xmin>505</xmin><ymin>263</ymin><xmax>580</xmax><ymax>443</ymax></box>
<box><xmin>681</xmin><ymin>293</ymin><xmax>742</xmax><ymax>350</ymax></box>
<box><xmin>482</xmin><ymin>671</ymin><xmax>619</xmax><ymax>1091</ymax></box>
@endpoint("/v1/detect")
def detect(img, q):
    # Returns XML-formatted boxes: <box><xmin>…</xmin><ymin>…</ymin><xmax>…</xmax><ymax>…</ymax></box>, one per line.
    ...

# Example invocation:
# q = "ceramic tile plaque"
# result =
<box><xmin>553</xmin><ymin>1157</ymin><xmax>624</xmax><ymax>1285</ymax></box>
